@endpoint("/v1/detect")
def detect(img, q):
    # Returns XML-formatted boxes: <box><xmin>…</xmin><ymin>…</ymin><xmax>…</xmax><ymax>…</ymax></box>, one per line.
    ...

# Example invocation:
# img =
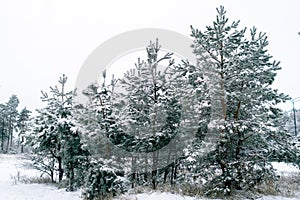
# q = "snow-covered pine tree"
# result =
<box><xmin>75</xmin><ymin>72</ymin><xmax>116</xmax><ymax>158</ymax></box>
<box><xmin>106</xmin><ymin>39</ymin><xmax>183</xmax><ymax>189</ymax></box>
<box><xmin>187</xmin><ymin>5</ymin><xmax>296</xmax><ymax>196</ymax></box>
<box><xmin>28</xmin><ymin>107</ymin><xmax>58</xmax><ymax>183</ymax></box>
<box><xmin>169</xmin><ymin>61</ymin><xmax>213</xmax><ymax>188</ymax></box>
<box><xmin>75</xmin><ymin>73</ymin><xmax>128</xmax><ymax>200</ymax></box>
<box><xmin>28</xmin><ymin>75</ymin><xmax>88</xmax><ymax>190</ymax></box>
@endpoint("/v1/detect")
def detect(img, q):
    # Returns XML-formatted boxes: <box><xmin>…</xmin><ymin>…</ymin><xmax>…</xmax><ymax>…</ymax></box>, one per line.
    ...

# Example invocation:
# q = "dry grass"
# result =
<box><xmin>10</xmin><ymin>171</ymin><xmax>53</xmax><ymax>185</ymax></box>
<box><xmin>21</xmin><ymin>176</ymin><xmax>53</xmax><ymax>184</ymax></box>
<box><xmin>123</xmin><ymin>172</ymin><xmax>300</xmax><ymax>199</ymax></box>
<box><xmin>247</xmin><ymin>172</ymin><xmax>300</xmax><ymax>199</ymax></box>
<box><xmin>79</xmin><ymin>170</ymin><xmax>300</xmax><ymax>199</ymax></box>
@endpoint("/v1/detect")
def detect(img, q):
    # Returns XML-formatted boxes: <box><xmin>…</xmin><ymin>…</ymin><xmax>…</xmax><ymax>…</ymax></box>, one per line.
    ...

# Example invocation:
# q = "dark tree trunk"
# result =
<box><xmin>152</xmin><ymin>150</ymin><xmax>158</xmax><ymax>190</ymax></box>
<box><xmin>1</xmin><ymin>119</ymin><xmax>4</xmax><ymax>152</ymax></box>
<box><xmin>1</xmin><ymin>132</ymin><xmax>3</xmax><ymax>151</ymax></box>
<box><xmin>20</xmin><ymin>135</ymin><xmax>24</xmax><ymax>153</ymax></box>
<box><xmin>6</xmin><ymin>134</ymin><xmax>9</xmax><ymax>152</ymax></box>
<box><xmin>68</xmin><ymin>162</ymin><xmax>74</xmax><ymax>191</ymax></box>
<box><xmin>9</xmin><ymin>131</ymin><xmax>13</xmax><ymax>149</ymax></box>
<box><xmin>6</xmin><ymin>119</ymin><xmax>11</xmax><ymax>152</ymax></box>
<box><xmin>174</xmin><ymin>163</ymin><xmax>178</xmax><ymax>181</ymax></box>
<box><xmin>152</xmin><ymin>170</ymin><xmax>157</xmax><ymax>190</ymax></box>
<box><xmin>131</xmin><ymin>172</ymin><xmax>136</xmax><ymax>188</ymax></box>
<box><xmin>170</xmin><ymin>163</ymin><xmax>174</xmax><ymax>185</ymax></box>
<box><xmin>131</xmin><ymin>156</ymin><xmax>136</xmax><ymax>188</ymax></box>
<box><xmin>58</xmin><ymin>156</ymin><xmax>63</xmax><ymax>182</ymax></box>
<box><xmin>50</xmin><ymin>169</ymin><xmax>54</xmax><ymax>183</ymax></box>
<box><xmin>163</xmin><ymin>168</ymin><xmax>169</xmax><ymax>184</ymax></box>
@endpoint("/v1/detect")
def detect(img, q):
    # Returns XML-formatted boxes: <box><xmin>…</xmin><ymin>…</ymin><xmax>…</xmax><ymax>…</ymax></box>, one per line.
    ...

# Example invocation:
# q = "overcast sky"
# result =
<box><xmin>1</xmin><ymin>0</ymin><xmax>300</xmax><ymax>112</ymax></box>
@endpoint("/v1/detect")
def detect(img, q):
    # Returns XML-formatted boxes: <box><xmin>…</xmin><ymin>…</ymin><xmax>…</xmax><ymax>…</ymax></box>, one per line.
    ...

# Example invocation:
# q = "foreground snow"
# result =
<box><xmin>272</xmin><ymin>162</ymin><xmax>300</xmax><ymax>176</ymax></box>
<box><xmin>117</xmin><ymin>191</ymin><xmax>300</xmax><ymax>200</ymax></box>
<box><xmin>118</xmin><ymin>191</ymin><xmax>300</xmax><ymax>200</ymax></box>
<box><xmin>0</xmin><ymin>154</ymin><xmax>81</xmax><ymax>200</ymax></box>
<box><xmin>1</xmin><ymin>154</ymin><xmax>300</xmax><ymax>200</ymax></box>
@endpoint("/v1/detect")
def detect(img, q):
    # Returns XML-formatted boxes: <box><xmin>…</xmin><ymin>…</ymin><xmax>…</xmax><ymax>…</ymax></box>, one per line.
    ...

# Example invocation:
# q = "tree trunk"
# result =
<box><xmin>151</xmin><ymin>169</ymin><xmax>157</xmax><ymax>190</ymax></box>
<box><xmin>1</xmin><ymin>119</ymin><xmax>4</xmax><ymax>151</ymax></box>
<box><xmin>6</xmin><ymin>119</ymin><xmax>11</xmax><ymax>152</ymax></box>
<box><xmin>1</xmin><ymin>132</ymin><xmax>3</xmax><ymax>151</ymax></box>
<box><xmin>170</xmin><ymin>163</ymin><xmax>174</xmax><ymax>185</ymax></box>
<box><xmin>174</xmin><ymin>163</ymin><xmax>178</xmax><ymax>182</ymax></box>
<box><xmin>6</xmin><ymin>133</ymin><xmax>9</xmax><ymax>152</ymax></box>
<box><xmin>131</xmin><ymin>155</ymin><xmax>136</xmax><ymax>188</ymax></box>
<box><xmin>58</xmin><ymin>156</ymin><xmax>63</xmax><ymax>182</ymax></box>
<box><xmin>68</xmin><ymin>162</ymin><xmax>74</xmax><ymax>191</ymax></box>
<box><xmin>152</xmin><ymin>150</ymin><xmax>159</xmax><ymax>189</ymax></box>
<box><xmin>20</xmin><ymin>135</ymin><xmax>24</xmax><ymax>153</ymax></box>
<box><xmin>10</xmin><ymin>131</ymin><xmax>13</xmax><ymax>150</ymax></box>
<box><xmin>163</xmin><ymin>167</ymin><xmax>169</xmax><ymax>184</ymax></box>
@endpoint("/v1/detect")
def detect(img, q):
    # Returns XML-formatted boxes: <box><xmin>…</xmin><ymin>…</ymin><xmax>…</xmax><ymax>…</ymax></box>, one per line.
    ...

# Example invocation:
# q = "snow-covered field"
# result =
<box><xmin>0</xmin><ymin>154</ymin><xmax>81</xmax><ymax>200</ymax></box>
<box><xmin>1</xmin><ymin>154</ymin><xmax>300</xmax><ymax>200</ymax></box>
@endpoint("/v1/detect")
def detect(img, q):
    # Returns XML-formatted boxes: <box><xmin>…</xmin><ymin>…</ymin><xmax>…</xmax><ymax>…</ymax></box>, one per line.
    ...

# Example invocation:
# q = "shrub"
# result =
<box><xmin>83</xmin><ymin>160</ymin><xmax>127</xmax><ymax>200</ymax></box>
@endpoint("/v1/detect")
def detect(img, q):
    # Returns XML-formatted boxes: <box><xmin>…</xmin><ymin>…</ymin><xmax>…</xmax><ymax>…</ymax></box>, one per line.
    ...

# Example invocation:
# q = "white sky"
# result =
<box><xmin>1</xmin><ymin>0</ymin><xmax>300</xmax><ymax>112</ymax></box>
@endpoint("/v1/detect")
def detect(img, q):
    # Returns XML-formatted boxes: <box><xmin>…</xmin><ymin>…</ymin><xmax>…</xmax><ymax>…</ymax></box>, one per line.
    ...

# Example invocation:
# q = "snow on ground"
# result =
<box><xmin>1</xmin><ymin>154</ymin><xmax>300</xmax><ymax>200</ymax></box>
<box><xmin>261</xmin><ymin>162</ymin><xmax>300</xmax><ymax>200</ymax></box>
<box><xmin>262</xmin><ymin>196</ymin><xmax>300</xmax><ymax>200</ymax></box>
<box><xmin>272</xmin><ymin>162</ymin><xmax>300</xmax><ymax>176</ymax></box>
<box><xmin>118</xmin><ymin>191</ymin><xmax>300</xmax><ymax>200</ymax></box>
<box><xmin>0</xmin><ymin>154</ymin><xmax>82</xmax><ymax>200</ymax></box>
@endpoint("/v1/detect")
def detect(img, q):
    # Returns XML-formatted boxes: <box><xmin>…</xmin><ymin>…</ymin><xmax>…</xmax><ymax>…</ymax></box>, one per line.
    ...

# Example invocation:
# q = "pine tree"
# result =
<box><xmin>0</xmin><ymin>103</ymin><xmax>7</xmax><ymax>152</ymax></box>
<box><xmin>187</xmin><ymin>5</ymin><xmax>295</xmax><ymax>196</ymax></box>
<box><xmin>76</xmin><ymin>40</ymin><xmax>186</xmax><ymax>196</ymax></box>
<box><xmin>28</xmin><ymin>105</ymin><xmax>60</xmax><ymax>182</ymax></box>
<box><xmin>5</xmin><ymin>95</ymin><xmax>19</xmax><ymax>152</ymax></box>
<box><xmin>75</xmin><ymin>73</ymin><xmax>128</xmax><ymax>199</ymax></box>
<box><xmin>105</xmin><ymin>40</ymin><xmax>183</xmax><ymax>189</ymax></box>
<box><xmin>28</xmin><ymin>75</ymin><xmax>88</xmax><ymax>190</ymax></box>
<box><xmin>17</xmin><ymin>107</ymin><xmax>31</xmax><ymax>153</ymax></box>
<box><xmin>75</xmin><ymin>77</ymin><xmax>115</xmax><ymax>158</ymax></box>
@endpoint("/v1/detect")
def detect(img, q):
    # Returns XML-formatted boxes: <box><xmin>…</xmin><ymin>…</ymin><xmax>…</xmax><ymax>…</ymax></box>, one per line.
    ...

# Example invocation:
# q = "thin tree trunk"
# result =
<box><xmin>50</xmin><ymin>170</ymin><xmax>54</xmax><ymax>183</ymax></box>
<box><xmin>1</xmin><ymin>131</ymin><xmax>3</xmax><ymax>151</ymax></box>
<box><xmin>219</xmin><ymin>41</ymin><xmax>227</xmax><ymax>121</ymax></box>
<box><xmin>6</xmin><ymin>119</ymin><xmax>11</xmax><ymax>152</ymax></box>
<box><xmin>10</xmin><ymin>131</ymin><xmax>13</xmax><ymax>149</ymax></box>
<box><xmin>163</xmin><ymin>148</ymin><xmax>172</xmax><ymax>184</ymax></box>
<box><xmin>50</xmin><ymin>158</ymin><xmax>55</xmax><ymax>183</ymax></box>
<box><xmin>152</xmin><ymin>150</ymin><xmax>159</xmax><ymax>189</ymax></box>
<box><xmin>144</xmin><ymin>154</ymin><xmax>148</xmax><ymax>183</ymax></box>
<box><xmin>170</xmin><ymin>163</ymin><xmax>174</xmax><ymax>185</ymax></box>
<box><xmin>1</xmin><ymin>119</ymin><xmax>4</xmax><ymax>151</ymax></box>
<box><xmin>58</xmin><ymin>156</ymin><xmax>63</xmax><ymax>182</ymax></box>
<box><xmin>68</xmin><ymin>162</ymin><xmax>74</xmax><ymax>191</ymax></box>
<box><xmin>131</xmin><ymin>155</ymin><xmax>136</xmax><ymax>188</ymax></box>
<box><xmin>6</xmin><ymin>133</ymin><xmax>9</xmax><ymax>152</ymax></box>
<box><xmin>174</xmin><ymin>163</ymin><xmax>178</xmax><ymax>181</ymax></box>
<box><xmin>20</xmin><ymin>135</ymin><xmax>24</xmax><ymax>153</ymax></box>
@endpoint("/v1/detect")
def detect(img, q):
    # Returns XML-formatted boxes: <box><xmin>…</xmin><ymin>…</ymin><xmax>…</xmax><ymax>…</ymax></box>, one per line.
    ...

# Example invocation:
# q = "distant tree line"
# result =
<box><xmin>0</xmin><ymin>95</ymin><xmax>31</xmax><ymax>153</ymax></box>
